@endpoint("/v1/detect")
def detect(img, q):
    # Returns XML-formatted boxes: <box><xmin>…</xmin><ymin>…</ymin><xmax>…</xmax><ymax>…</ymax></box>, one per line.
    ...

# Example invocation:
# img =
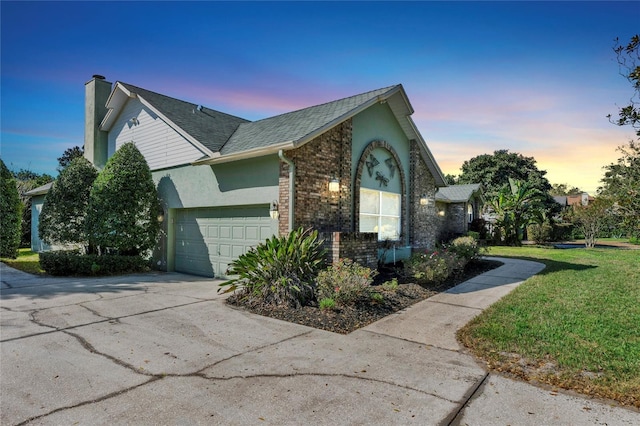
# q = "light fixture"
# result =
<box><xmin>269</xmin><ymin>200</ymin><xmax>279</xmax><ymax>219</ymax></box>
<box><xmin>438</xmin><ymin>208</ymin><xmax>445</xmax><ymax>217</ymax></box>
<box><xmin>419</xmin><ymin>194</ymin><xmax>429</xmax><ymax>205</ymax></box>
<box><xmin>157</xmin><ymin>208</ymin><xmax>165</xmax><ymax>223</ymax></box>
<box><xmin>328</xmin><ymin>177</ymin><xmax>340</xmax><ymax>193</ymax></box>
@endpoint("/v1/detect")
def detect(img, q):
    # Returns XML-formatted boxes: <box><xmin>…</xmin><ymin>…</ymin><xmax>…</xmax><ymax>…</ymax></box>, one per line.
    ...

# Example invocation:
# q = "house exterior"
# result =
<box><xmin>37</xmin><ymin>75</ymin><xmax>453</xmax><ymax>277</ymax></box>
<box><xmin>554</xmin><ymin>193</ymin><xmax>593</xmax><ymax>207</ymax></box>
<box><xmin>435</xmin><ymin>183</ymin><xmax>483</xmax><ymax>240</ymax></box>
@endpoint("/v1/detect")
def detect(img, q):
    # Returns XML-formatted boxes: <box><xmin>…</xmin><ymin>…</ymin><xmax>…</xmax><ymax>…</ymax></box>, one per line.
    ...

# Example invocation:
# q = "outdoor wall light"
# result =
<box><xmin>157</xmin><ymin>208</ymin><xmax>165</xmax><ymax>223</ymax></box>
<box><xmin>269</xmin><ymin>200</ymin><xmax>280</xmax><ymax>219</ymax></box>
<box><xmin>419</xmin><ymin>194</ymin><xmax>429</xmax><ymax>205</ymax></box>
<box><xmin>328</xmin><ymin>177</ymin><xmax>340</xmax><ymax>193</ymax></box>
<box><xmin>438</xmin><ymin>208</ymin><xmax>445</xmax><ymax>217</ymax></box>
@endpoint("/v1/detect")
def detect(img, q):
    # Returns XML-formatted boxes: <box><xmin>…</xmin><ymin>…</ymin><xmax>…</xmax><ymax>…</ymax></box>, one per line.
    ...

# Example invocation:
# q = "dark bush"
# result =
<box><xmin>39</xmin><ymin>251</ymin><xmax>149</xmax><ymax>276</ymax></box>
<box><xmin>0</xmin><ymin>159</ymin><xmax>22</xmax><ymax>258</ymax></box>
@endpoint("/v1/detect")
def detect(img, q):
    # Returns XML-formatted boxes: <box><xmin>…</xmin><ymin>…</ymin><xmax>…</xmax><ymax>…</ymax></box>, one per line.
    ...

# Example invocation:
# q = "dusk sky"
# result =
<box><xmin>1</xmin><ymin>1</ymin><xmax>638</xmax><ymax>194</ymax></box>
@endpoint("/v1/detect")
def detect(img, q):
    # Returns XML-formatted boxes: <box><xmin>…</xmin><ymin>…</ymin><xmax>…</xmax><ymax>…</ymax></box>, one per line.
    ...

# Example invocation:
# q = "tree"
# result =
<box><xmin>550</xmin><ymin>183</ymin><xmax>582</xmax><ymax>196</ymax></box>
<box><xmin>39</xmin><ymin>157</ymin><xmax>98</xmax><ymax>250</ymax></box>
<box><xmin>0</xmin><ymin>159</ymin><xmax>22</xmax><ymax>258</ymax></box>
<box><xmin>457</xmin><ymin>149</ymin><xmax>552</xmax><ymax>197</ymax></box>
<box><xmin>598</xmin><ymin>141</ymin><xmax>640</xmax><ymax>239</ymax></box>
<box><xmin>86</xmin><ymin>142</ymin><xmax>159</xmax><ymax>256</ymax></box>
<box><xmin>572</xmin><ymin>197</ymin><xmax>613</xmax><ymax>248</ymax></box>
<box><xmin>57</xmin><ymin>146</ymin><xmax>84</xmax><ymax>172</ymax></box>
<box><xmin>444</xmin><ymin>174</ymin><xmax>457</xmax><ymax>185</ymax></box>
<box><xmin>485</xmin><ymin>178</ymin><xmax>546</xmax><ymax>245</ymax></box>
<box><xmin>608</xmin><ymin>35</ymin><xmax>639</xmax><ymax>138</ymax></box>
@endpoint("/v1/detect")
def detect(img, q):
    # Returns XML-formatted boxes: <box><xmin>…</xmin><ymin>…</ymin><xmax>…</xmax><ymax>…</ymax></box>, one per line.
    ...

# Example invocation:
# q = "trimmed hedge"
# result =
<box><xmin>39</xmin><ymin>251</ymin><xmax>150</xmax><ymax>276</ymax></box>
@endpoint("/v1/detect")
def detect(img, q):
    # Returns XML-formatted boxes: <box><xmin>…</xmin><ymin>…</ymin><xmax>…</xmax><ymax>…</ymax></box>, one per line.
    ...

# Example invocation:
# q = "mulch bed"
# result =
<box><xmin>226</xmin><ymin>259</ymin><xmax>503</xmax><ymax>334</ymax></box>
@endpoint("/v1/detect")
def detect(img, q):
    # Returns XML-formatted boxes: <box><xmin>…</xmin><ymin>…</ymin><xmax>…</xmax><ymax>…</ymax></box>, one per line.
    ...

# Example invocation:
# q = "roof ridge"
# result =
<box><xmin>245</xmin><ymin>84</ymin><xmax>400</xmax><ymax>125</ymax></box>
<box><xmin>118</xmin><ymin>82</ymin><xmax>250</xmax><ymax>122</ymax></box>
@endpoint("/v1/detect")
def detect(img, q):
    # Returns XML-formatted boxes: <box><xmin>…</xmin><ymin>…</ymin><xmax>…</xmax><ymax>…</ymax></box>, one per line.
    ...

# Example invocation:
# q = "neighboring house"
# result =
<box><xmin>34</xmin><ymin>75</ymin><xmax>450</xmax><ymax>277</ymax></box>
<box><xmin>553</xmin><ymin>193</ymin><xmax>593</xmax><ymax>208</ymax></box>
<box><xmin>435</xmin><ymin>183</ymin><xmax>483</xmax><ymax>240</ymax></box>
<box><xmin>24</xmin><ymin>182</ymin><xmax>53</xmax><ymax>252</ymax></box>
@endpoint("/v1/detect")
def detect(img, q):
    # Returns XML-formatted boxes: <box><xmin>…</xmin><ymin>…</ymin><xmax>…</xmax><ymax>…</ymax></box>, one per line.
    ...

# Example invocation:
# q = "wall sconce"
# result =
<box><xmin>157</xmin><ymin>208</ymin><xmax>165</xmax><ymax>223</ymax></box>
<box><xmin>269</xmin><ymin>200</ymin><xmax>280</xmax><ymax>219</ymax></box>
<box><xmin>328</xmin><ymin>177</ymin><xmax>340</xmax><ymax>193</ymax></box>
<box><xmin>129</xmin><ymin>117</ymin><xmax>139</xmax><ymax>126</ymax></box>
<box><xmin>438</xmin><ymin>208</ymin><xmax>445</xmax><ymax>217</ymax></box>
<box><xmin>419</xmin><ymin>194</ymin><xmax>429</xmax><ymax>205</ymax></box>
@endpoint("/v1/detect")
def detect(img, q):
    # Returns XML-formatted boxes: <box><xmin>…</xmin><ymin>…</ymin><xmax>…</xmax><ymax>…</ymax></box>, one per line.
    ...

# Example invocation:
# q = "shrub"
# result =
<box><xmin>319</xmin><ymin>298</ymin><xmax>336</xmax><ymax>310</ymax></box>
<box><xmin>467</xmin><ymin>231</ymin><xmax>480</xmax><ymax>241</ymax></box>
<box><xmin>86</xmin><ymin>142</ymin><xmax>159</xmax><ymax>256</ymax></box>
<box><xmin>0</xmin><ymin>159</ymin><xmax>22</xmax><ymax>258</ymax></box>
<box><xmin>39</xmin><ymin>157</ymin><xmax>97</xmax><ymax>249</ymax></box>
<box><xmin>527</xmin><ymin>222</ymin><xmax>553</xmax><ymax>244</ymax></box>
<box><xmin>39</xmin><ymin>251</ymin><xmax>149</xmax><ymax>276</ymax></box>
<box><xmin>316</xmin><ymin>258</ymin><xmax>376</xmax><ymax>306</ymax></box>
<box><xmin>381</xmin><ymin>278</ymin><xmax>399</xmax><ymax>292</ymax></box>
<box><xmin>448</xmin><ymin>236</ymin><xmax>480</xmax><ymax>263</ymax></box>
<box><xmin>219</xmin><ymin>228</ymin><xmax>326</xmax><ymax>308</ymax></box>
<box><xmin>370</xmin><ymin>292</ymin><xmax>384</xmax><ymax>303</ymax></box>
<box><xmin>404</xmin><ymin>249</ymin><xmax>465</xmax><ymax>285</ymax></box>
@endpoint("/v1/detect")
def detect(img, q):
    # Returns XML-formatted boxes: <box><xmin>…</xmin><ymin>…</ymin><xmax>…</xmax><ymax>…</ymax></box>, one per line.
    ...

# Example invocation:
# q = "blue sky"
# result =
<box><xmin>1</xmin><ymin>1</ymin><xmax>638</xmax><ymax>194</ymax></box>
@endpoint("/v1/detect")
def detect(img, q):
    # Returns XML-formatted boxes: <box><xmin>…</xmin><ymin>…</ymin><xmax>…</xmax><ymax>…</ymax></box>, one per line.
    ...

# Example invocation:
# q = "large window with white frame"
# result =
<box><xmin>359</xmin><ymin>188</ymin><xmax>401</xmax><ymax>240</ymax></box>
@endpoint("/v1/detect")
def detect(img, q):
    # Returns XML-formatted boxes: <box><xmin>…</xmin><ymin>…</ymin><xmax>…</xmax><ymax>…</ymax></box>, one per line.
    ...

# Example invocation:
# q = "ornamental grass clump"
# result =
<box><xmin>404</xmin><ymin>249</ymin><xmax>465</xmax><ymax>285</ymax></box>
<box><xmin>315</xmin><ymin>258</ymin><xmax>377</xmax><ymax>306</ymax></box>
<box><xmin>219</xmin><ymin>228</ymin><xmax>326</xmax><ymax>308</ymax></box>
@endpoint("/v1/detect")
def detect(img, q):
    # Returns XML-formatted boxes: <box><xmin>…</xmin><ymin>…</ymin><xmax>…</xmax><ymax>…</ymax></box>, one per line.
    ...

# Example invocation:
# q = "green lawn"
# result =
<box><xmin>459</xmin><ymin>246</ymin><xmax>640</xmax><ymax>408</ymax></box>
<box><xmin>1</xmin><ymin>248</ymin><xmax>45</xmax><ymax>275</ymax></box>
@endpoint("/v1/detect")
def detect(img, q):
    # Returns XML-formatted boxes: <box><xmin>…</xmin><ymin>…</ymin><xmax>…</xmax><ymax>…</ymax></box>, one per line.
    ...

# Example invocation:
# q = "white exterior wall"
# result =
<box><xmin>108</xmin><ymin>98</ymin><xmax>207</xmax><ymax>170</ymax></box>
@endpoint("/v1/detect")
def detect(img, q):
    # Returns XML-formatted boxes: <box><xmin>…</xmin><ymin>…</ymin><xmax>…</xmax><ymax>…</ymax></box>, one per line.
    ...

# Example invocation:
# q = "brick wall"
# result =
<box><xmin>278</xmin><ymin>120</ymin><xmax>352</xmax><ymax>235</ymax></box>
<box><xmin>409</xmin><ymin>140</ymin><xmax>438</xmax><ymax>249</ymax></box>
<box><xmin>322</xmin><ymin>231</ymin><xmax>378</xmax><ymax>269</ymax></box>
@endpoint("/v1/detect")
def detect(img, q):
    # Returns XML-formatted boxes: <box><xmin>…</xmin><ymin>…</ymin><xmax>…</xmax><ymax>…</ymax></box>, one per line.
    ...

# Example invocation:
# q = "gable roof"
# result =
<box><xmin>436</xmin><ymin>183</ymin><xmax>483</xmax><ymax>203</ymax></box>
<box><xmin>219</xmin><ymin>85</ymin><xmax>399</xmax><ymax>156</ymax></box>
<box><xmin>100</xmin><ymin>81</ymin><xmax>447</xmax><ymax>186</ymax></box>
<box><xmin>101</xmin><ymin>83</ymin><xmax>249</xmax><ymax>154</ymax></box>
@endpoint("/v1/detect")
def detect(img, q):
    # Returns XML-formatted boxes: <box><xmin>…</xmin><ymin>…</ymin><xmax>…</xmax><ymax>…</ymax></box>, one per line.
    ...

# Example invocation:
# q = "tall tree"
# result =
<box><xmin>39</xmin><ymin>157</ymin><xmax>98</xmax><ymax>250</ymax></box>
<box><xmin>0</xmin><ymin>159</ymin><xmax>22</xmax><ymax>258</ymax></box>
<box><xmin>86</xmin><ymin>142</ymin><xmax>159</xmax><ymax>256</ymax></box>
<box><xmin>457</xmin><ymin>149</ymin><xmax>552</xmax><ymax>197</ymax></box>
<box><xmin>57</xmin><ymin>146</ymin><xmax>84</xmax><ymax>172</ymax></box>
<box><xmin>600</xmin><ymin>35</ymin><xmax>640</xmax><ymax>239</ymax></box>
<box><xmin>608</xmin><ymin>35</ymin><xmax>639</xmax><ymax>138</ymax></box>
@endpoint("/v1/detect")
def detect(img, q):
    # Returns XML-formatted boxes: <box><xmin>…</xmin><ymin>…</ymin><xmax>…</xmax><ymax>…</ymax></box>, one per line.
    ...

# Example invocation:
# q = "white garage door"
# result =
<box><xmin>174</xmin><ymin>205</ymin><xmax>278</xmax><ymax>278</ymax></box>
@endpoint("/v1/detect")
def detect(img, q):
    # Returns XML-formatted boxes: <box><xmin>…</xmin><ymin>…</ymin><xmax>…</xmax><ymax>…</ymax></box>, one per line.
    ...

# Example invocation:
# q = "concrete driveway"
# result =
<box><xmin>1</xmin><ymin>259</ymin><xmax>638</xmax><ymax>425</ymax></box>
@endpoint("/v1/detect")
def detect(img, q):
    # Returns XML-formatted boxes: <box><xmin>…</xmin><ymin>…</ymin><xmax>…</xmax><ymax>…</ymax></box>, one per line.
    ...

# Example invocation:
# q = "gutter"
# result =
<box><xmin>278</xmin><ymin>149</ymin><xmax>295</xmax><ymax>232</ymax></box>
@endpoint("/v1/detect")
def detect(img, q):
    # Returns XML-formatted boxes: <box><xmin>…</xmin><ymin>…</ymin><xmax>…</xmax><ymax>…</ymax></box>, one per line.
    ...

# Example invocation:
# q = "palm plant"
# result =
<box><xmin>486</xmin><ymin>178</ymin><xmax>546</xmax><ymax>245</ymax></box>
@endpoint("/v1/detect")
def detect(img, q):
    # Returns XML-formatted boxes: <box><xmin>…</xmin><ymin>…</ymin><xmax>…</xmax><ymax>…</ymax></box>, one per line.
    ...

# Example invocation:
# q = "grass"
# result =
<box><xmin>1</xmin><ymin>248</ymin><xmax>45</xmax><ymax>275</ymax></box>
<box><xmin>459</xmin><ymin>245</ymin><xmax>640</xmax><ymax>407</ymax></box>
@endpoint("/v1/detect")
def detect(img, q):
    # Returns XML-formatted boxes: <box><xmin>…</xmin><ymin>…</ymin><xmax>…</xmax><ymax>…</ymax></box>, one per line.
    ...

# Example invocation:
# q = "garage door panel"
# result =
<box><xmin>174</xmin><ymin>206</ymin><xmax>277</xmax><ymax>278</ymax></box>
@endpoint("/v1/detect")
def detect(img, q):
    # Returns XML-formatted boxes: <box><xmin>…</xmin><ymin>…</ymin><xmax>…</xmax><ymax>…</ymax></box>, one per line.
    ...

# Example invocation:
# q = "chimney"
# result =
<box><xmin>84</xmin><ymin>75</ymin><xmax>112</xmax><ymax>168</ymax></box>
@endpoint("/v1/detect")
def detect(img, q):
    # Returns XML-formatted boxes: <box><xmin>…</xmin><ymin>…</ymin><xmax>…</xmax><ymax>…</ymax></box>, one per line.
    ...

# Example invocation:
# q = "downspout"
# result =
<box><xmin>278</xmin><ymin>150</ymin><xmax>295</xmax><ymax>232</ymax></box>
